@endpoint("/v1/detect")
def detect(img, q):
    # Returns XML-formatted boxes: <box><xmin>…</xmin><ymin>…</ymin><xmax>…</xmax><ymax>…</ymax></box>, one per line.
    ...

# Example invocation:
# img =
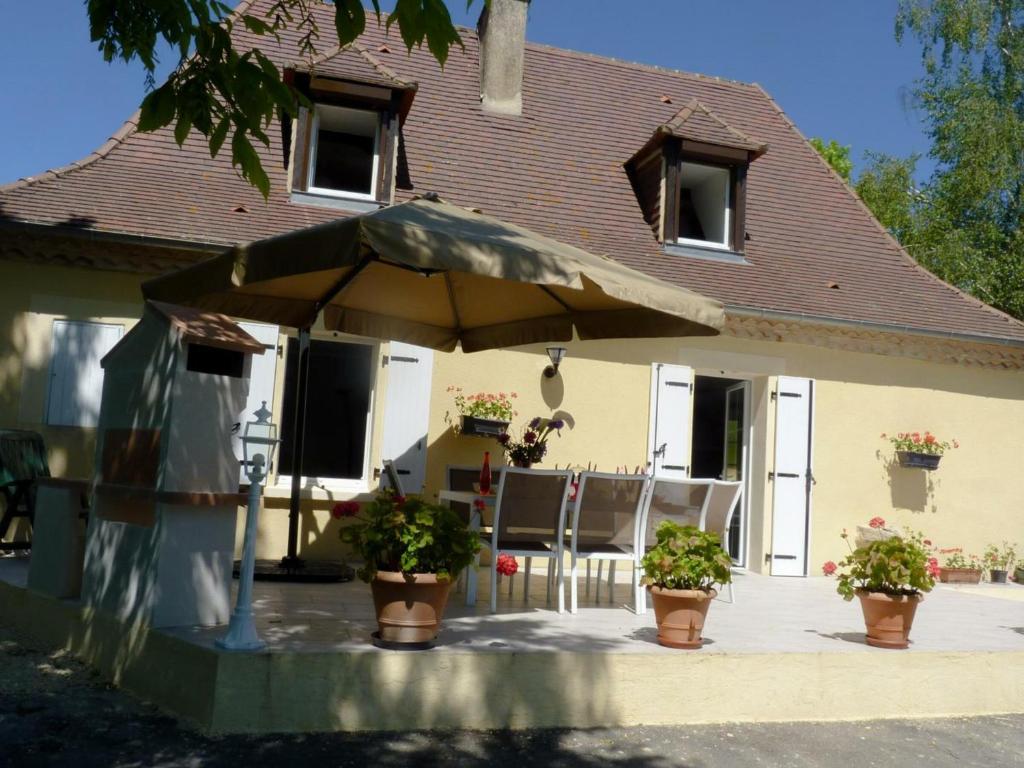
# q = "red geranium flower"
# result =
<box><xmin>495</xmin><ymin>553</ymin><xmax>518</xmax><ymax>577</ymax></box>
<box><xmin>472</xmin><ymin>498</ymin><xmax>486</xmax><ymax>511</ymax></box>
<box><xmin>926</xmin><ymin>557</ymin><xmax>941</xmax><ymax>577</ymax></box>
<box><xmin>868</xmin><ymin>516</ymin><xmax>886</xmax><ymax>529</ymax></box>
<box><xmin>822</xmin><ymin>560</ymin><xmax>837</xmax><ymax>576</ymax></box>
<box><xmin>331</xmin><ymin>501</ymin><xmax>361</xmax><ymax>519</ymax></box>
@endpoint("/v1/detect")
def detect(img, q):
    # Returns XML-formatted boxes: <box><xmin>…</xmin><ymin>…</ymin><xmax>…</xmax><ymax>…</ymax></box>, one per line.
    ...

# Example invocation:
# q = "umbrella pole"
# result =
<box><xmin>282</xmin><ymin>326</ymin><xmax>312</xmax><ymax>568</ymax></box>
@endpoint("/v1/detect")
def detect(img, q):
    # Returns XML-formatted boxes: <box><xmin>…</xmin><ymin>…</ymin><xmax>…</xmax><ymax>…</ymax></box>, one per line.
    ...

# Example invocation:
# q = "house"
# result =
<box><xmin>1</xmin><ymin>0</ymin><xmax>1022</xmax><ymax>576</ymax></box>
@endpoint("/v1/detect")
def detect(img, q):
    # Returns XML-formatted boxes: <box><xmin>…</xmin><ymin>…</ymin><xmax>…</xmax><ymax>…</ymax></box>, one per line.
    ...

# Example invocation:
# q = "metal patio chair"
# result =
<box><xmin>567</xmin><ymin>471</ymin><xmax>649</xmax><ymax>613</ymax></box>
<box><xmin>481</xmin><ymin>467</ymin><xmax>573</xmax><ymax>614</ymax></box>
<box><xmin>698</xmin><ymin>480</ymin><xmax>743</xmax><ymax>604</ymax></box>
<box><xmin>635</xmin><ymin>477</ymin><xmax>713</xmax><ymax>614</ymax></box>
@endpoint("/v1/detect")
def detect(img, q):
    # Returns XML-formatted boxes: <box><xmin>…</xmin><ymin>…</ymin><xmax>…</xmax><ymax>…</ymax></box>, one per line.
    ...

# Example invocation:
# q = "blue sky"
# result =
<box><xmin>0</xmin><ymin>1</ymin><xmax>932</xmax><ymax>185</ymax></box>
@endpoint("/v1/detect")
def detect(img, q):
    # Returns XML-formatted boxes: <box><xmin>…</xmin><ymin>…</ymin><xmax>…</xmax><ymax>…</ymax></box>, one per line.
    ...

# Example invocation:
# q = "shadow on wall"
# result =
<box><xmin>878</xmin><ymin>451</ymin><xmax>936</xmax><ymax>513</ymax></box>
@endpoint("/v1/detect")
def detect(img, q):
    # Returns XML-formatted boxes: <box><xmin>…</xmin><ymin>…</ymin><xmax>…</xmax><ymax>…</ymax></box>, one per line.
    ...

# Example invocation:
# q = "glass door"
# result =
<box><xmin>722</xmin><ymin>382</ymin><xmax>749</xmax><ymax>563</ymax></box>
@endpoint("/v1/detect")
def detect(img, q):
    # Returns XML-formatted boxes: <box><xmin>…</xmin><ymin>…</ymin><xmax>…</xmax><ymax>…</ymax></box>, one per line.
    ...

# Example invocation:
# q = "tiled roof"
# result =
<box><xmin>658</xmin><ymin>98</ymin><xmax>767</xmax><ymax>155</ymax></box>
<box><xmin>2</xmin><ymin>1</ymin><xmax>1023</xmax><ymax>345</ymax></box>
<box><xmin>295</xmin><ymin>41</ymin><xmax>417</xmax><ymax>90</ymax></box>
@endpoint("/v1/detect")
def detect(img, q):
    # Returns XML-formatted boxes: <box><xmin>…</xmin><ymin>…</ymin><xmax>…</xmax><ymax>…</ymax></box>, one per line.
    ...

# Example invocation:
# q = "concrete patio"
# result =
<box><xmin>2</xmin><ymin>554</ymin><xmax>1022</xmax><ymax>733</ymax></box>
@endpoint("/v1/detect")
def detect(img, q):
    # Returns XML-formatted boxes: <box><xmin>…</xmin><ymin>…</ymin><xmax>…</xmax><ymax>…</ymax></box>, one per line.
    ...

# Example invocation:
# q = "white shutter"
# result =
<box><xmin>647</xmin><ymin>363</ymin><xmax>693</xmax><ymax>479</ymax></box>
<box><xmin>381</xmin><ymin>342</ymin><xmax>434</xmax><ymax>493</ymax></box>
<box><xmin>769</xmin><ymin>376</ymin><xmax>815</xmax><ymax>577</ymax></box>
<box><xmin>234</xmin><ymin>322</ymin><xmax>279</xmax><ymax>484</ymax></box>
<box><xmin>46</xmin><ymin>320</ymin><xmax>123</xmax><ymax>427</ymax></box>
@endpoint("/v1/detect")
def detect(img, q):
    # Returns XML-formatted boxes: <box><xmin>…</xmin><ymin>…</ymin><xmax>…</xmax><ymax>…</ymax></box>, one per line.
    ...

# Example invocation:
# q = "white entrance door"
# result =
<box><xmin>648</xmin><ymin>363</ymin><xmax>693</xmax><ymax>479</ymax></box>
<box><xmin>769</xmin><ymin>376</ymin><xmax>815</xmax><ymax>576</ymax></box>
<box><xmin>235</xmin><ymin>322</ymin><xmax>279</xmax><ymax>485</ymax></box>
<box><xmin>381</xmin><ymin>342</ymin><xmax>434</xmax><ymax>494</ymax></box>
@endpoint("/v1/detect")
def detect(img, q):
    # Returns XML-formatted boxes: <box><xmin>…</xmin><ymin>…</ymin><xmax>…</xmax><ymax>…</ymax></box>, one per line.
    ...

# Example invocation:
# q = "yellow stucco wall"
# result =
<box><xmin>3</xmin><ymin>260</ymin><xmax>1023</xmax><ymax>575</ymax></box>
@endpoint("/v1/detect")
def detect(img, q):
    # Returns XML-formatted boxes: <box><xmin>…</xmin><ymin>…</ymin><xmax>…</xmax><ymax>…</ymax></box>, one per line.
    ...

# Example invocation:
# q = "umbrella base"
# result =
<box><xmin>233</xmin><ymin>559</ymin><xmax>354</xmax><ymax>583</ymax></box>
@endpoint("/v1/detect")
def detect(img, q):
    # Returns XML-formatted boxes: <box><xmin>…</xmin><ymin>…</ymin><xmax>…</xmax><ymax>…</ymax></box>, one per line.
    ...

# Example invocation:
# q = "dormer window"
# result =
<box><xmin>285</xmin><ymin>44</ymin><xmax>419</xmax><ymax>209</ymax></box>
<box><xmin>678</xmin><ymin>160</ymin><xmax>732</xmax><ymax>249</ymax></box>
<box><xmin>307</xmin><ymin>104</ymin><xmax>381</xmax><ymax>200</ymax></box>
<box><xmin>626</xmin><ymin>98</ymin><xmax>766</xmax><ymax>260</ymax></box>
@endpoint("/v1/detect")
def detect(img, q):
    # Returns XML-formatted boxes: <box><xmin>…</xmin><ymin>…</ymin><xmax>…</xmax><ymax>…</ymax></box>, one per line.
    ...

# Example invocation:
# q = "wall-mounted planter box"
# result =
<box><xmin>896</xmin><ymin>451</ymin><xmax>942</xmax><ymax>470</ymax></box>
<box><xmin>939</xmin><ymin>567</ymin><xmax>982</xmax><ymax>584</ymax></box>
<box><xmin>460</xmin><ymin>416</ymin><xmax>509</xmax><ymax>438</ymax></box>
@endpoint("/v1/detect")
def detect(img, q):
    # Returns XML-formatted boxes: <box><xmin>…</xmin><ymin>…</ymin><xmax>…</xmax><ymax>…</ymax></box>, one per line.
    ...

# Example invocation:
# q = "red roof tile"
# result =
<box><xmin>2</xmin><ymin>1</ymin><xmax>1022</xmax><ymax>345</ymax></box>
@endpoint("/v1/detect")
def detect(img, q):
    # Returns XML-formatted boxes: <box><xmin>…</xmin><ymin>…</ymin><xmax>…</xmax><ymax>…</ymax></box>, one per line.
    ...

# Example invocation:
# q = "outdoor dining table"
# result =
<box><xmin>438</xmin><ymin>488</ymin><xmax>579</xmax><ymax>607</ymax></box>
<box><xmin>0</xmin><ymin>429</ymin><xmax>50</xmax><ymax>551</ymax></box>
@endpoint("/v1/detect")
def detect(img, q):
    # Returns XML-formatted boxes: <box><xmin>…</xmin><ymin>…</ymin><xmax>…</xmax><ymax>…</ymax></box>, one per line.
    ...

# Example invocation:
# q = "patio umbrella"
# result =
<box><xmin>142</xmin><ymin>195</ymin><xmax>724</xmax><ymax>565</ymax></box>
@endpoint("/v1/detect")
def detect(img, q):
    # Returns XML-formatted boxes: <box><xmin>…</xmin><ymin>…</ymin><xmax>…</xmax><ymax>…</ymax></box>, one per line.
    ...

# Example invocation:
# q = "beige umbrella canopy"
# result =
<box><xmin>142</xmin><ymin>196</ymin><xmax>724</xmax><ymax>351</ymax></box>
<box><xmin>141</xmin><ymin>195</ymin><xmax>723</xmax><ymax>568</ymax></box>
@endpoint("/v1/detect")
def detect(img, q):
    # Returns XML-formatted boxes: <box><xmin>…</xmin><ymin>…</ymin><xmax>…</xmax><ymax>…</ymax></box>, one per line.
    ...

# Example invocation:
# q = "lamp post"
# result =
<box><xmin>217</xmin><ymin>401</ymin><xmax>278</xmax><ymax>651</ymax></box>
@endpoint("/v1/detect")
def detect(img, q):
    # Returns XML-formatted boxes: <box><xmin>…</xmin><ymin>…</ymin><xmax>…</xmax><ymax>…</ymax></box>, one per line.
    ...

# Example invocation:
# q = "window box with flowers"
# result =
<box><xmin>446</xmin><ymin>387</ymin><xmax>517</xmax><ymax>438</ymax></box>
<box><xmin>822</xmin><ymin>517</ymin><xmax>937</xmax><ymax>649</ymax></box>
<box><xmin>937</xmin><ymin>548</ymin><xmax>983</xmax><ymax>584</ymax></box>
<box><xmin>883</xmin><ymin>431</ymin><xmax>958</xmax><ymax>470</ymax></box>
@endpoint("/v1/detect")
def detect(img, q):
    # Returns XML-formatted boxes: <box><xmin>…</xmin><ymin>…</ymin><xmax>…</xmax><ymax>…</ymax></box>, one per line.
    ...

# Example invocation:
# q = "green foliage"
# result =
<box><xmin>854</xmin><ymin>152</ymin><xmax>922</xmax><ymax>244</ymax></box>
<box><xmin>338</xmin><ymin>490</ymin><xmax>481</xmax><ymax>582</ymax></box>
<box><xmin>891</xmin><ymin>0</ymin><xmax>1024</xmax><ymax>320</ymax></box>
<box><xmin>809</xmin><ymin>137</ymin><xmax>854</xmax><ymax>181</ymax></box>
<box><xmin>447</xmin><ymin>387</ymin><xmax>517</xmax><ymax>422</ymax></box>
<box><xmin>88</xmin><ymin>0</ymin><xmax>475</xmax><ymax>198</ymax></box>
<box><xmin>832</xmin><ymin>530</ymin><xmax>936</xmax><ymax>601</ymax></box>
<box><xmin>941</xmin><ymin>548</ymin><xmax>982</xmax><ymax>569</ymax></box>
<box><xmin>640</xmin><ymin>522</ymin><xmax>732</xmax><ymax>592</ymax></box>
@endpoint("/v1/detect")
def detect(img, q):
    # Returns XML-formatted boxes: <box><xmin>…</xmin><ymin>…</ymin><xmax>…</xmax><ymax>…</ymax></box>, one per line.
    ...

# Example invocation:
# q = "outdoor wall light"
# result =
<box><xmin>544</xmin><ymin>346</ymin><xmax>567</xmax><ymax>378</ymax></box>
<box><xmin>219</xmin><ymin>401</ymin><xmax>279</xmax><ymax>652</ymax></box>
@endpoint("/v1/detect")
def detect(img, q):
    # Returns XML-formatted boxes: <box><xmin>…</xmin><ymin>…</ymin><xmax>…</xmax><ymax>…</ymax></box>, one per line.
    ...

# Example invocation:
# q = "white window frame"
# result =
<box><xmin>272</xmin><ymin>331</ymin><xmax>379</xmax><ymax>494</ymax></box>
<box><xmin>306</xmin><ymin>104</ymin><xmax>381</xmax><ymax>202</ymax></box>
<box><xmin>45</xmin><ymin>319</ymin><xmax>124</xmax><ymax>428</ymax></box>
<box><xmin>676</xmin><ymin>160</ymin><xmax>732</xmax><ymax>251</ymax></box>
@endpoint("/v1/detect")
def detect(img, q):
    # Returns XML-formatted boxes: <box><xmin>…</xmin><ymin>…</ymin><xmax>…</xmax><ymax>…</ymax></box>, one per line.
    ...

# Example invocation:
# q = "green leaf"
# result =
<box><xmin>173</xmin><ymin>114</ymin><xmax>192</xmax><ymax>146</ymax></box>
<box><xmin>241</xmin><ymin>14</ymin><xmax>272</xmax><ymax>36</ymax></box>
<box><xmin>209</xmin><ymin>117</ymin><xmax>230</xmax><ymax>158</ymax></box>
<box><xmin>231</xmin><ymin>130</ymin><xmax>270</xmax><ymax>199</ymax></box>
<box><xmin>333</xmin><ymin>0</ymin><xmax>367</xmax><ymax>47</ymax></box>
<box><xmin>137</xmin><ymin>84</ymin><xmax>177</xmax><ymax>132</ymax></box>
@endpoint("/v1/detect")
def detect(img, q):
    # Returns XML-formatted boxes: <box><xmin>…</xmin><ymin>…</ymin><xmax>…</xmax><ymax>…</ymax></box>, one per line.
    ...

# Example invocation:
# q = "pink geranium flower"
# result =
<box><xmin>822</xmin><ymin>560</ymin><xmax>837</xmax><ymax>576</ymax></box>
<box><xmin>495</xmin><ymin>553</ymin><xmax>518</xmax><ymax>577</ymax></box>
<box><xmin>868</xmin><ymin>516</ymin><xmax>886</xmax><ymax>529</ymax></box>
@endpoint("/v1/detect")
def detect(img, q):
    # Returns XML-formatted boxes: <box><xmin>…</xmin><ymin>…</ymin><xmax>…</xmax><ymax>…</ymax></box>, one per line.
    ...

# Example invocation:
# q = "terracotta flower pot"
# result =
<box><xmin>648</xmin><ymin>586</ymin><xmax>717</xmax><ymax>649</ymax></box>
<box><xmin>857</xmin><ymin>590</ymin><xmax>922</xmax><ymax>649</ymax></box>
<box><xmin>939</xmin><ymin>567</ymin><xmax>982</xmax><ymax>584</ymax></box>
<box><xmin>370</xmin><ymin>571</ymin><xmax>453</xmax><ymax>645</ymax></box>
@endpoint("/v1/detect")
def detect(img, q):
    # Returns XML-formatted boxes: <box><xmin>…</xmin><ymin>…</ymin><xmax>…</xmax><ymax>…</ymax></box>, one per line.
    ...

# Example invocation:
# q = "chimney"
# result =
<box><xmin>478</xmin><ymin>0</ymin><xmax>529</xmax><ymax>115</ymax></box>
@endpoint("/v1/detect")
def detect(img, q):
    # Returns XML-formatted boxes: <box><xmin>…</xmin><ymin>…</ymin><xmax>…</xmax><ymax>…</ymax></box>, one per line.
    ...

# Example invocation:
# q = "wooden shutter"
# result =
<box><xmin>290</xmin><ymin>107</ymin><xmax>314</xmax><ymax>193</ymax></box>
<box><xmin>769</xmin><ymin>376</ymin><xmax>815</xmax><ymax>576</ymax></box>
<box><xmin>647</xmin><ymin>363</ymin><xmax>693</xmax><ymax>479</ymax></box>
<box><xmin>46</xmin><ymin>320</ymin><xmax>124</xmax><ymax>428</ymax></box>
<box><xmin>380</xmin><ymin>342</ymin><xmax>434</xmax><ymax>493</ymax></box>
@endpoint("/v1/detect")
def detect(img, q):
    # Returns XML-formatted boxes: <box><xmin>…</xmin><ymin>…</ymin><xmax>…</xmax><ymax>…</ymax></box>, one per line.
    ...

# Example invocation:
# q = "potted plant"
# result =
<box><xmin>882</xmin><ymin>431</ymin><xmax>958</xmax><ymax>470</ymax></box>
<box><xmin>938</xmin><ymin>548</ymin><xmax>983</xmax><ymax>584</ymax></box>
<box><xmin>446</xmin><ymin>387</ymin><xmax>516</xmax><ymax>437</ymax></box>
<box><xmin>1015</xmin><ymin>563</ymin><xmax>1024</xmax><ymax>585</ymax></box>
<box><xmin>496</xmin><ymin>416</ymin><xmax>564</xmax><ymax>468</ymax></box>
<box><xmin>823</xmin><ymin>520</ymin><xmax>937</xmax><ymax>649</ymax></box>
<box><xmin>336</xmin><ymin>490</ymin><xmax>480</xmax><ymax>647</ymax></box>
<box><xmin>983</xmin><ymin>541</ymin><xmax>1017</xmax><ymax>584</ymax></box>
<box><xmin>640</xmin><ymin>522</ymin><xmax>732</xmax><ymax>649</ymax></box>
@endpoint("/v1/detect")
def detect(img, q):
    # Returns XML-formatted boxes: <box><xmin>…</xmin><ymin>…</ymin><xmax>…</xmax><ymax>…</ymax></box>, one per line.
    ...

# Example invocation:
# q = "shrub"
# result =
<box><xmin>338</xmin><ymin>490</ymin><xmax>480</xmax><ymax>582</ymax></box>
<box><xmin>640</xmin><ymin>522</ymin><xmax>732</xmax><ymax>592</ymax></box>
<box><xmin>826</xmin><ymin>523</ymin><xmax>936</xmax><ymax>600</ymax></box>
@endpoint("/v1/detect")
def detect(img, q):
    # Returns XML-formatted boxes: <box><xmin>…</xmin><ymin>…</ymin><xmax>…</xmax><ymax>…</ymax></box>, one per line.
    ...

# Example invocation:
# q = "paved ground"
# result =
<box><xmin>2</xmin><ymin>620</ymin><xmax>1023</xmax><ymax>767</ymax></box>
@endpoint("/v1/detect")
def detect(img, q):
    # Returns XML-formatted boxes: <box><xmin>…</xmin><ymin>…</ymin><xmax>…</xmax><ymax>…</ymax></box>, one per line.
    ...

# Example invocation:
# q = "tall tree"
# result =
<box><xmin>809</xmin><ymin>137</ymin><xmax>853</xmax><ymax>182</ymax></box>
<box><xmin>88</xmin><ymin>0</ymin><xmax>475</xmax><ymax>197</ymax></box>
<box><xmin>895</xmin><ymin>0</ymin><xmax>1024</xmax><ymax>319</ymax></box>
